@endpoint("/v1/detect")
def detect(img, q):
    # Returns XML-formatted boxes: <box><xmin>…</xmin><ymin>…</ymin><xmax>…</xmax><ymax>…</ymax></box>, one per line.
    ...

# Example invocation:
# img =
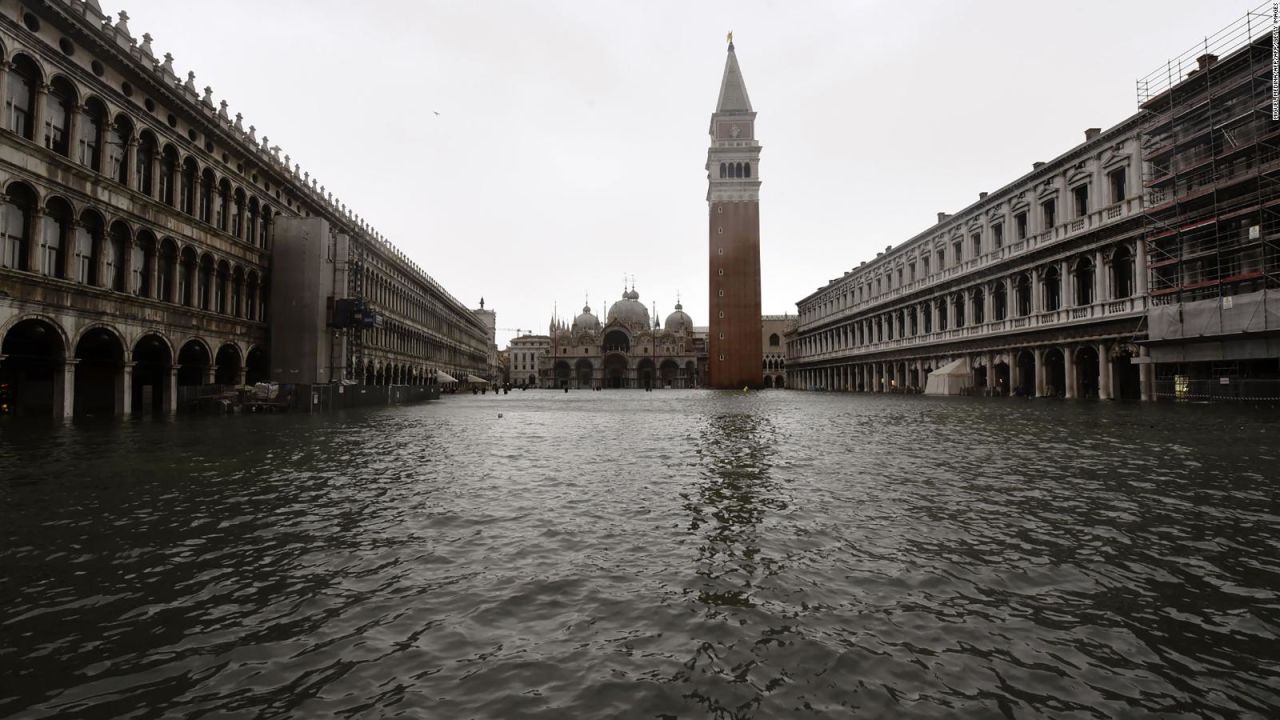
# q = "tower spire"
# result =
<box><xmin>716</xmin><ymin>36</ymin><xmax>752</xmax><ymax>113</ymax></box>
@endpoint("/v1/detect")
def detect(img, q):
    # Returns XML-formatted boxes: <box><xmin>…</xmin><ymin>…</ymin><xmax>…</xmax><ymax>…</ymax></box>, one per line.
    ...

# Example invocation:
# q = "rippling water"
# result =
<box><xmin>2</xmin><ymin>391</ymin><xmax>1279</xmax><ymax>718</ymax></box>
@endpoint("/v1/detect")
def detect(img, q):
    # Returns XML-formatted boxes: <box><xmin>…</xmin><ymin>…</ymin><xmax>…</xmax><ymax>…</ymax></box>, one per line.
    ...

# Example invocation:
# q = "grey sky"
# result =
<box><xmin>120</xmin><ymin>0</ymin><xmax>1236</xmax><ymax>348</ymax></box>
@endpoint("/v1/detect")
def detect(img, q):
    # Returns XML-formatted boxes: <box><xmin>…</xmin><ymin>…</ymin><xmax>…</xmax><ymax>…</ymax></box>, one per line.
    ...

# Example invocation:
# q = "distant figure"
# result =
<box><xmin>564</xmin><ymin>386</ymin><xmax>569</xmax><ymax>393</ymax></box>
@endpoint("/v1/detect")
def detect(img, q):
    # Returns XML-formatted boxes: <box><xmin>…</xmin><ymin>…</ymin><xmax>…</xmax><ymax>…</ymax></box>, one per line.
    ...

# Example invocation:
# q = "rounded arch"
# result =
<box><xmin>130</xmin><ymin>329</ymin><xmax>175</xmax><ymax>365</ymax></box>
<box><xmin>73</xmin><ymin>322</ymin><xmax>127</xmax><ymax>416</ymax></box>
<box><xmin>6</xmin><ymin>178</ymin><xmax>42</xmax><ymax>207</ymax></box>
<box><xmin>7</xmin><ymin>54</ymin><xmax>44</xmax><ymax>141</ymax></box>
<box><xmin>159</xmin><ymin>144</ymin><xmax>179</xmax><ymax>206</ymax></box>
<box><xmin>0</xmin><ymin>313</ymin><xmax>71</xmax><ymax>355</ymax></box>
<box><xmin>1</xmin><ymin>315</ymin><xmax>69</xmax><ymax>416</ymax></box>
<box><xmin>177</xmin><ymin>334</ymin><xmax>213</xmax><ymax>363</ymax></box>
<box><xmin>244</xmin><ymin>345</ymin><xmax>268</xmax><ymax>385</ymax></box>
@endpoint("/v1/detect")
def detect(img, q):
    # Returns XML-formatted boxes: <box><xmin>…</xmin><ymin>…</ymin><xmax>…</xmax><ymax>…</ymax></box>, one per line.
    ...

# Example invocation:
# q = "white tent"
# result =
<box><xmin>924</xmin><ymin>357</ymin><xmax>973</xmax><ymax>396</ymax></box>
<box><xmin>466</xmin><ymin>374</ymin><xmax>489</xmax><ymax>384</ymax></box>
<box><xmin>436</xmin><ymin>371</ymin><xmax>458</xmax><ymax>384</ymax></box>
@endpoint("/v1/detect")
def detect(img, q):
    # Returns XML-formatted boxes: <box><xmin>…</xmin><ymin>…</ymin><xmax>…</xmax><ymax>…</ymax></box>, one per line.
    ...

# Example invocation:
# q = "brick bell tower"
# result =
<box><xmin>707</xmin><ymin>35</ymin><xmax>763</xmax><ymax>389</ymax></box>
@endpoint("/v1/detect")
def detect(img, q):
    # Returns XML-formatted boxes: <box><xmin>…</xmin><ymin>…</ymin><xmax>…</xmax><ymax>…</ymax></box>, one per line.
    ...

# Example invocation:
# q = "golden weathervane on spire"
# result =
<box><xmin>726</xmin><ymin>31</ymin><xmax>734</xmax><ymax>46</ymax></box>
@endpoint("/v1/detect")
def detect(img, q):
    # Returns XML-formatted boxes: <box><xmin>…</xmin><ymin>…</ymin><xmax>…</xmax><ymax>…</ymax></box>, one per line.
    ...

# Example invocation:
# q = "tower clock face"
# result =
<box><xmin>730</xmin><ymin>125</ymin><xmax>741</xmax><ymax>138</ymax></box>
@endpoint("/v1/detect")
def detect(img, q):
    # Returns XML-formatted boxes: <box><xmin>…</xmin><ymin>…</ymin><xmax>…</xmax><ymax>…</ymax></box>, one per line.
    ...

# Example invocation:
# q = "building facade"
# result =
<box><xmin>1137</xmin><ymin>19</ymin><xmax>1280</xmax><ymax>400</ymax></box>
<box><xmin>789</xmin><ymin>119</ymin><xmax>1152</xmax><ymax>399</ymax></box>
<box><xmin>788</xmin><ymin>6</ymin><xmax>1278</xmax><ymax>402</ymax></box>
<box><xmin>706</xmin><ymin>39</ymin><xmax>763</xmax><ymax>388</ymax></box>
<box><xmin>508</xmin><ymin>333</ymin><xmax>549</xmax><ymax>387</ymax></box>
<box><xmin>0</xmin><ymin>1</ymin><xmax>487</xmax><ymax>417</ymax></box>
<box><xmin>539</xmin><ymin>290</ymin><xmax>706</xmax><ymax>389</ymax></box>
<box><xmin>761</xmin><ymin>314</ymin><xmax>793</xmax><ymax>388</ymax></box>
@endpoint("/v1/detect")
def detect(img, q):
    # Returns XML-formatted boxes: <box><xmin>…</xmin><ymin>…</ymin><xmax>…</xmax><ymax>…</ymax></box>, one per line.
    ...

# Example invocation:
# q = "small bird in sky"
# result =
<box><xmin>433</xmin><ymin>111</ymin><xmax>440</xmax><ymax>117</ymax></box>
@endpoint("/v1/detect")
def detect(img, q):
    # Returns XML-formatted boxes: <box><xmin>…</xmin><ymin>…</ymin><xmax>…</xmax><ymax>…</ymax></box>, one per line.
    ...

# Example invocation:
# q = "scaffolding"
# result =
<box><xmin>1138</xmin><ymin>3</ymin><xmax>1280</xmax><ymax>307</ymax></box>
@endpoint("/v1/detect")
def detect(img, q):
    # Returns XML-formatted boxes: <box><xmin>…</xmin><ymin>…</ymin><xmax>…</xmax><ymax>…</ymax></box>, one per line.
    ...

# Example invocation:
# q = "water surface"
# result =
<box><xmin>2</xmin><ymin>391</ymin><xmax>1278</xmax><ymax>718</ymax></box>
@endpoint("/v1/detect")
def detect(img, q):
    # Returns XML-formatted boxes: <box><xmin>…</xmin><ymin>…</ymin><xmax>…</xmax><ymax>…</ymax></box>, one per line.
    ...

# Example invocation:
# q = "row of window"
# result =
<box><xmin>0</xmin><ymin>182</ymin><xmax>267</xmax><ymax>319</ymax></box>
<box><xmin>796</xmin><ymin>247</ymin><xmax>1138</xmax><ymax>355</ymax></box>
<box><xmin>4</xmin><ymin>53</ymin><xmax>276</xmax><ymax>250</ymax></box>
<box><xmin>803</xmin><ymin>167</ymin><xmax>1130</xmax><ymax>323</ymax></box>
<box><xmin>717</xmin><ymin>161</ymin><xmax>752</xmax><ymax>179</ymax></box>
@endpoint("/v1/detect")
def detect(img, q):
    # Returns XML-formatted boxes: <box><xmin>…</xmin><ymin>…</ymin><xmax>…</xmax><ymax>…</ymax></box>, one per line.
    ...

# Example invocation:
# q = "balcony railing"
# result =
<box><xmin>796</xmin><ymin>198</ymin><xmax>1141</xmax><ymax>331</ymax></box>
<box><xmin>792</xmin><ymin>296</ymin><xmax>1148</xmax><ymax>363</ymax></box>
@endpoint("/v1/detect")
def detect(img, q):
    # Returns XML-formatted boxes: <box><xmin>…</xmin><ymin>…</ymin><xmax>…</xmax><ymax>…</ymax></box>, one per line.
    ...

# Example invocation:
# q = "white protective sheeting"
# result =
<box><xmin>924</xmin><ymin>357</ymin><xmax>973</xmax><ymax>396</ymax></box>
<box><xmin>436</xmin><ymin>372</ymin><xmax>459</xmax><ymax>384</ymax></box>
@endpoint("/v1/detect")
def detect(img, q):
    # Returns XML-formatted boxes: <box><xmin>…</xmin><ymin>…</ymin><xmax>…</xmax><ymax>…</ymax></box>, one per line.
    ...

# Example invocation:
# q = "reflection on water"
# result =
<box><xmin>1</xmin><ymin>391</ymin><xmax>1278</xmax><ymax>718</ymax></box>
<box><xmin>687</xmin><ymin>412</ymin><xmax>786</xmax><ymax>609</ymax></box>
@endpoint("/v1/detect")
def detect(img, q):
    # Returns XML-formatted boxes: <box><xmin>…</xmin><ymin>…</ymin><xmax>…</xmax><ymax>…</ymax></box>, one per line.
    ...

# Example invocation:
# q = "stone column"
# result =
<box><xmin>32</xmin><ymin>84</ymin><xmax>48</xmax><ymax>147</ymax></box>
<box><xmin>1094</xmin><ymin>249</ymin><xmax>1106</xmax><ymax>303</ymax></box>
<box><xmin>1135</xmin><ymin>237</ymin><xmax>1148</xmax><ymax>296</ymax></box>
<box><xmin>237</xmin><ymin>365</ymin><xmax>248</xmax><ymax>387</ymax></box>
<box><xmin>1007</xmin><ymin>277</ymin><xmax>1017</xmax><ymax>318</ymax></box>
<box><xmin>206</xmin><ymin>365</ymin><xmax>216</xmax><ymax>386</ymax></box>
<box><xmin>1031</xmin><ymin>270</ymin><xmax>1041</xmax><ymax>314</ymax></box>
<box><xmin>117</xmin><ymin>361</ymin><xmax>133</xmax><ymax>417</ymax></box>
<box><xmin>984</xmin><ymin>352</ymin><xmax>994</xmax><ymax>393</ymax></box>
<box><xmin>1063</xmin><ymin>346</ymin><xmax>1076</xmax><ymax>399</ymax></box>
<box><xmin>1034</xmin><ymin>348</ymin><xmax>1046</xmax><ymax>397</ymax></box>
<box><xmin>62</xmin><ymin>221</ymin><xmax>79</xmax><ymax>281</ymax></box>
<box><xmin>1099</xmin><ymin>342</ymin><xmax>1113</xmax><ymax>400</ymax></box>
<box><xmin>1139</xmin><ymin>346</ymin><xmax>1154</xmax><ymax>402</ymax></box>
<box><xmin>27</xmin><ymin>207</ymin><xmax>45</xmax><ymax>275</ymax></box>
<box><xmin>123</xmin><ymin>138</ymin><xmax>136</xmax><ymax>190</ymax></box>
<box><xmin>54</xmin><ymin>359</ymin><xmax>77</xmax><ymax>418</ymax></box>
<box><xmin>166</xmin><ymin>366</ymin><xmax>179</xmax><ymax>415</ymax></box>
<box><xmin>0</xmin><ymin>64</ymin><xmax>8</xmax><ymax>123</ymax></box>
<box><xmin>148</xmin><ymin>151</ymin><xmax>160</xmax><ymax>200</ymax></box>
<box><xmin>67</xmin><ymin>104</ymin><xmax>81</xmax><ymax>162</ymax></box>
<box><xmin>147</xmin><ymin>248</ymin><xmax>159</xmax><ymax>300</ymax></box>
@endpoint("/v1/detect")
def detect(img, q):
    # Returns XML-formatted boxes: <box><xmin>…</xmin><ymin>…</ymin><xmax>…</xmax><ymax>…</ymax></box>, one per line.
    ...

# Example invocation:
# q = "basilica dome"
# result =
<box><xmin>664</xmin><ymin>302</ymin><xmax>693</xmax><ymax>334</ymax></box>
<box><xmin>607</xmin><ymin>289</ymin><xmax>650</xmax><ymax>328</ymax></box>
<box><xmin>572</xmin><ymin>305</ymin><xmax>600</xmax><ymax>334</ymax></box>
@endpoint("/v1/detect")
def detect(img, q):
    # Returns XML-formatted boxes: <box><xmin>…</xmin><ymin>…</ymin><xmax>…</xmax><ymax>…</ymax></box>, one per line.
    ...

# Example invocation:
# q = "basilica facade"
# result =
<box><xmin>538</xmin><ymin>288</ymin><xmax>707</xmax><ymax>389</ymax></box>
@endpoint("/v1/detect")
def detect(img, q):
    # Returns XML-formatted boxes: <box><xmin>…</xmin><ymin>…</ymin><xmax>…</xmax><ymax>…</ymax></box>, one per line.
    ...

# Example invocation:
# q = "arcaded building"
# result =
<box><xmin>0</xmin><ymin>1</ymin><xmax>488</xmax><ymax>417</ymax></box>
<box><xmin>789</xmin><ymin>119</ymin><xmax>1152</xmax><ymax>399</ymax></box>
<box><xmin>539</xmin><ymin>289</ymin><xmax>706</xmax><ymax>389</ymax></box>
<box><xmin>706</xmin><ymin>39</ymin><xmax>763</xmax><ymax>388</ymax></box>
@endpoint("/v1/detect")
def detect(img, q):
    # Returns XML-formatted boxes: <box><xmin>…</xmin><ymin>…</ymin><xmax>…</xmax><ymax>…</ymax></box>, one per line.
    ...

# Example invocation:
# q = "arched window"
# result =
<box><xmin>137</xmin><ymin>132</ymin><xmax>157</xmax><ymax>196</ymax></box>
<box><xmin>106</xmin><ymin>221</ymin><xmax>129</xmax><ymax>292</ymax></box>
<box><xmin>80</xmin><ymin>98</ymin><xmax>107</xmax><ymax>171</ymax></box>
<box><xmin>73</xmin><ymin>210</ymin><xmax>103</xmax><ymax>285</ymax></box>
<box><xmin>769</xmin><ymin>333</ymin><xmax>780</xmax><ymax>347</ymax></box>
<box><xmin>43</xmin><ymin>198</ymin><xmax>73</xmax><ymax>279</ymax></box>
<box><xmin>259</xmin><ymin>206</ymin><xmax>272</xmax><ymax>249</ymax></box>
<box><xmin>744</xmin><ymin>162</ymin><xmax>751</xmax><ymax>178</ymax></box>
<box><xmin>1015</xmin><ymin>274</ymin><xmax>1032</xmax><ymax>316</ymax></box>
<box><xmin>937</xmin><ymin>298</ymin><xmax>948</xmax><ymax>331</ymax></box>
<box><xmin>108</xmin><ymin>114</ymin><xmax>131</xmax><ymax>185</ymax></box>
<box><xmin>1074</xmin><ymin>257</ymin><xmax>1094</xmax><ymax>305</ymax></box>
<box><xmin>719</xmin><ymin>162</ymin><xmax>726</xmax><ymax>178</ymax></box>
<box><xmin>246</xmin><ymin>272</ymin><xmax>260</xmax><ymax>321</ymax></box>
<box><xmin>45</xmin><ymin>77</ymin><xmax>77</xmax><ymax>156</ymax></box>
<box><xmin>199</xmin><ymin>169</ymin><xmax>215</xmax><ymax>223</ymax></box>
<box><xmin>7</xmin><ymin>55</ymin><xmax>41</xmax><ymax>140</ymax></box>
<box><xmin>993</xmin><ymin>283</ymin><xmax>1007</xmax><ymax>321</ymax></box>
<box><xmin>217</xmin><ymin>179</ymin><xmax>231</xmax><ymax>231</ymax></box>
<box><xmin>132</xmin><ymin>231</ymin><xmax>155</xmax><ymax>297</ymax></box>
<box><xmin>178</xmin><ymin>246</ymin><xmax>197</xmax><ymax>306</ymax></box>
<box><xmin>180</xmin><ymin>158</ymin><xmax>197</xmax><ymax>215</ymax></box>
<box><xmin>215</xmin><ymin>261</ymin><xmax>229</xmax><ymax>314</ymax></box>
<box><xmin>159</xmin><ymin>145</ymin><xmax>178</xmax><ymax>206</ymax></box>
<box><xmin>157</xmin><ymin>239</ymin><xmax>177</xmax><ymax>302</ymax></box>
<box><xmin>231</xmin><ymin>188</ymin><xmax>245</xmax><ymax>238</ymax></box>
<box><xmin>1043</xmin><ymin>266</ymin><xmax>1061</xmax><ymax>311</ymax></box>
<box><xmin>247</xmin><ymin>197</ymin><xmax>259</xmax><ymax>245</ymax></box>
<box><xmin>197</xmin><ymin>254</ymin><xmax>213</xmax><ymax>310</ymax></box>
<box><xmin>1112</xmin><ymin>245</ymin><xmax>1134</xmax><ymax>299</ymax></box>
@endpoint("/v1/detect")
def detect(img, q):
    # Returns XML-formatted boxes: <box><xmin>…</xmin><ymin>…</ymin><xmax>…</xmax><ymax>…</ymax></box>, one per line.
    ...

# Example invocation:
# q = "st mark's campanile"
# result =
<box><xmin>706</xmin><ymin>37</ymin><xmax>763</xmax><ymax>388</ymax></box>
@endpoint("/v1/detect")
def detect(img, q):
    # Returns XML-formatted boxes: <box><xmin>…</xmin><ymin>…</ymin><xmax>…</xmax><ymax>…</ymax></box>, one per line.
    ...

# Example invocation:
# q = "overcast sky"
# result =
<box><xmin>119</xmin><ymin>0</ymin><xmax>1239</xmax><ymax>348</ymax></box>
